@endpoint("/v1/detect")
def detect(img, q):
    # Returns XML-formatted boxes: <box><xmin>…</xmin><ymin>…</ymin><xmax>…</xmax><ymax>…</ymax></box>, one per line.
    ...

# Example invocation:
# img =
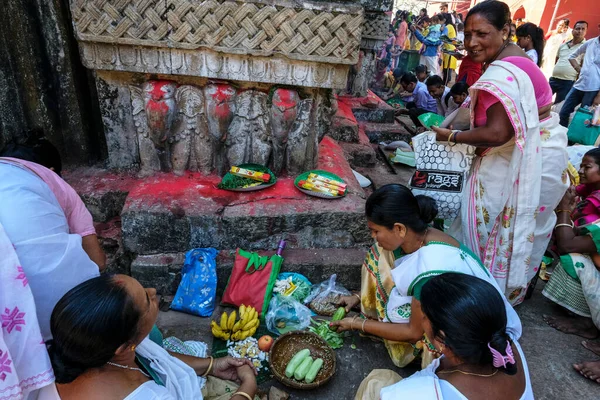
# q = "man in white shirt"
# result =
<box><xmin>549</xmin><ymin>21</ymin><xmax>587</xmax><ymax>104</ymax></box>
<box><xmin>559</xmin><ymin>23</ymin><xmax>600</xmax><ymax>127</ymax></box>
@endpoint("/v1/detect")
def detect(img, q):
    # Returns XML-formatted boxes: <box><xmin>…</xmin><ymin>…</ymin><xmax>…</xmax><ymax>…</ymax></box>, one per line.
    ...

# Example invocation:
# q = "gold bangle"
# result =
<box><xmin>201</xmin><ymin>356</ymin><xmax>213</xmax><ymax>378</ymax></box>
<box><xmin>353</xmin><ymin>293</ymin><xmax>361</xmax><ymax>303</ymax></box>
<box><xmin>351</xmin><ymin>315</ymin><xmax>359</xmax><ymax>331</ymax></box>
<box><xmin>233</xmin><ymin>392</ymin><xmax>253</xmax><ymax>400</ymax></box>
<box><xmin>447</xmin><ymin>131</ymin><xmax>455</xmax><ymax>146</ymax></box>
<box><xmin>361</xmin><ymin>319</ymin><xmax>367</xmax><ymax>333</ymax></box>
<box><xmin>555</xmin><ymin>223</ymin><xmax>574</xmax><ymax>229</ymax></box>
<box><xmin>555</xmin><ymin>209</ymin><xmax>571</xmax><ymax>213</ymax></box>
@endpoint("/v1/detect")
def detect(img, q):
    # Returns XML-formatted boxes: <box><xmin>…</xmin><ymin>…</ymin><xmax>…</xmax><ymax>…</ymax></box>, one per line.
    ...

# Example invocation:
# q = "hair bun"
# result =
<box><xmin>47</xmin><ymin>340</ymin><xmax>87</xmax><ymax>384</ymax></box>
<box><xmin>415</xmin><ymin>195</ymin><xmax>438</xmax><ymax>224</ymax></box>
<box><xmin>488</xmin><ymin>331</ymin><xmax>518</xmax><ymax>376</ymax></box>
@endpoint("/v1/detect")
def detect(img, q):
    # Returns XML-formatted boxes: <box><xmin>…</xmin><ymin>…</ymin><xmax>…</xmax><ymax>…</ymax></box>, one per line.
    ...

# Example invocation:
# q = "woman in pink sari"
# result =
<box><xmin>432</xmin><ymin>0</ymin><xmax>569</xmax><ymax>305</ymax></box>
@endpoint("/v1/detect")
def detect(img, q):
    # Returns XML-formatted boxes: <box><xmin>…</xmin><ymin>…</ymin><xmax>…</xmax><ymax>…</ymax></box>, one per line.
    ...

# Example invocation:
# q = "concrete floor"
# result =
<box><xmin>156</xmin><ymin>281</ymin><xmax>600</xmax><ymax>399</ymax></box>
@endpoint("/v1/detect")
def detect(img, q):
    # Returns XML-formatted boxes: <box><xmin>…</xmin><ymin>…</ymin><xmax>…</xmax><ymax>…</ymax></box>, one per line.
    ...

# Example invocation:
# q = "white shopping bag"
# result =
<box><xmin>409</xmin><ymin>132</ymin><xmax>476</xmax><ymax>220</ymax></box>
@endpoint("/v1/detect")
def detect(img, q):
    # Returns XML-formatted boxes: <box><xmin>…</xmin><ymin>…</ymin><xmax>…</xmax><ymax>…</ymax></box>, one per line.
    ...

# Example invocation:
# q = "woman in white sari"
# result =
<box><xmin>331</xmin><ymin>185</ymin><xmax>521</xmax><ymax>370</ymax></box>
<box><xmin>377</xmin><ymin>273</ymin><xmax>533</xmax><ymax>400</ymax></box>
<box><xmin>433</xmin><ymin>0</ymin><xmax>569</xmax><ymax>305</ymax></box>
<box><xmin>49</xmin><ymin>274</ymin><xmax>258</xmax><ymax>400</ymax></box>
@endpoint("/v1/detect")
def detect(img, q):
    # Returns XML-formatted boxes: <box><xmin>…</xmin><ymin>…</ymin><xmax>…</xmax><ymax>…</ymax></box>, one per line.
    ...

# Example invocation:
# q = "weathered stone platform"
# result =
<box><xmin>65</xmin><ymin>137</ymin><xmax>371</xmax><ymax>294</ymax></box>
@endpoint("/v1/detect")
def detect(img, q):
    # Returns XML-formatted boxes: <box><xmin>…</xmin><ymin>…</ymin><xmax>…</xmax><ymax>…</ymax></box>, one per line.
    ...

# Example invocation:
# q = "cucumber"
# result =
<box><xmin>285</xmin><ymin>349</ymin><xmax>310</xmax><ymax>378</ymax></box>
<box><xmin>332</xmin><ymin>307</ymin><xmax>346</xmax><ymax>322</ymax></box>
<box><xmin>304</xmin><ymin>358</ymin><xmax>324</xmax><ymax>383</ymax></box>
<box><xmin>294</xmin><ymin>356</ymin><xmax>314</xmax><ymax>381</ymax></box>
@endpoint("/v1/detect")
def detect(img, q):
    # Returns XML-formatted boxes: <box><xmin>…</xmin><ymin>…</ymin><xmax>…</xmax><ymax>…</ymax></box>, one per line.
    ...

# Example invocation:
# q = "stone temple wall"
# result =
<box><xmin>0</xmin><ymin>0</ymin><xmax>106</xmax><ymax>165</ymax></box>
<box><xmin>69</xmin><ymin>0</ymin><xmax>365</xmax><ymax>176</ymax></box>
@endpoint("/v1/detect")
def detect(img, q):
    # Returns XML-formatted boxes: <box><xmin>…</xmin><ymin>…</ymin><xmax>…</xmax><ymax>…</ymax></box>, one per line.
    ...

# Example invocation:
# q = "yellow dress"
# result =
<box><xmin>359</xmin><ymin>244</ymin><xmax>437</xmax><ymax>368</ymax></box>
<box><xmin>442</xmin><ymin>24</ymin><xmax>457</xmax><ymax>70</ymax></box>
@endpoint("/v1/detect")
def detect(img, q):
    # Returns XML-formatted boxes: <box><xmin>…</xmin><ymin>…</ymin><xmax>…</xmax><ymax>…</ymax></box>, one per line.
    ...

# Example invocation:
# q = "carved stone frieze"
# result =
<box><xmin>79</xmin><ymin>43</ymin><xmax>350</xmax><ymax>88</ymax></box>
<box><xmin>70</xmin><ymin>0</ymin><xmax>364</xmax><ymax>65</ymax></box>
<box><xmin>121</xmin><ymin>79</ymin><xmax>335</xmax><ymax>176</ymax></box>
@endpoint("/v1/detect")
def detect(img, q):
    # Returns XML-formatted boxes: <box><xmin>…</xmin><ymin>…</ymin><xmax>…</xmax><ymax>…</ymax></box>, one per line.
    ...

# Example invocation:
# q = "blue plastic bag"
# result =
<box><xmin>171</xmin><ymin>248</ymin><xmax>218</xmax><ymax>317</ymax></box>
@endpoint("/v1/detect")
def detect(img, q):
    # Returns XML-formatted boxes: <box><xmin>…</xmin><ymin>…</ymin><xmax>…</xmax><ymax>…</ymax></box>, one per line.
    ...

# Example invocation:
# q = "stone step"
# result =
<box><xmin>361</xmin><ymin>121</ymin><xmax>412</xmax><ymax>143</ymax></box>
<box><xmin>337</xmin><ymin>91</ymin><xmax>395</xmax><ymax>124</ymax></box>
<box><xmin>132</xmin><ymin>247</ymin><xmax>367</xmax><ymax>295</ymax></box>
<box><xmin>330</xmin><ymin>97</ymin><xmax>359</xmax><ymax>142</ymax></box>
<box><xmin>339</xmin><ymin>124</ymin><xmax>377</xmax><ymax>168</ymax></box>
<box><xmin>395</xmin><ymin>115</ymin><xmax>417</xmax><ymax>135</ymax></box>
<box><xmin>66</xmin><ymin>138</ymin><xmax>371</xmax><ymax>257</ymax></box>
<box><xmin>64</xmin><ymin>167</ymin><xmax>137</xmax><ymax>223</ymax></box>
<box><xmin>120</xmin><ymin>137</ymin><xmax>370</xmax><ymax>255</ymax></box>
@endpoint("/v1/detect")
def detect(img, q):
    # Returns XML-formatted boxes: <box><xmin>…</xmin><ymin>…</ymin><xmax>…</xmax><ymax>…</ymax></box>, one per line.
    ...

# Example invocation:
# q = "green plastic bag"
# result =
<box><xmin>567</xmin><ymin>108</ymin><xmax>600</xmax><ymax>145</ymax></box>
<box><xmin>418</xmin><ymin>112</ymin><xmax>445</xmax><ymax>130</ymax></box>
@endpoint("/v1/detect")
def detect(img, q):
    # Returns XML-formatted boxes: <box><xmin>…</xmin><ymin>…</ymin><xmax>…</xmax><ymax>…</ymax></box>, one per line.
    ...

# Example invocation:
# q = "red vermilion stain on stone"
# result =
<box><xmin>147</xmin><ymin>80</ymin><xmax>175</xmax><ymax>100</ymax></box>
<box><xmin>273</xmin><ymin>89</ymin><xmax>296</xmax><ymax>109</ymax></box>
<box><xmin>210</xmin><ymin>84</ymin><xmax>235</xmax><ymax>118</ymax></box>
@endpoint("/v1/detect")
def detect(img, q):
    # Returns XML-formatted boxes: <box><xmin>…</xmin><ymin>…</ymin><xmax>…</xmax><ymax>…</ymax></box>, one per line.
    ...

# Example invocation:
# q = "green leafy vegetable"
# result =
<box><xmin>308</xmin><ymin>319</ymin><xmax>344</xmax><ymax>349</ymax></box>
<box><xmin>291</xmin><ymin>279</ymin><xmax>311</xmax><ymax>302</ymax></box>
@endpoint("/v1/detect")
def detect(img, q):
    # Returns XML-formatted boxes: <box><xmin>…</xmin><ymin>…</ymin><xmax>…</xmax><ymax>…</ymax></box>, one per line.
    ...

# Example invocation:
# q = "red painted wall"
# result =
<box><xmin>538</xmin><ymin>0</ymin><xmax>600</xmax><ymax>39</ymax></box>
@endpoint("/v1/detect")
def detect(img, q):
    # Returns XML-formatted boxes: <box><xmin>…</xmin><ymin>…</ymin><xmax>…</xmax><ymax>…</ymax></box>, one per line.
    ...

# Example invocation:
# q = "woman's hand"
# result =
<box><xmin>557</xmin><ymin>186</ymin><xmax>577</xmax><ymax>212</ymax></box>
<box><xmin>329</xmin><ymin>317</ymin><xmax>357</xmax><ymax>333</ymax></box>
<box><xmin>431</xmin><ymin>125</ymin><xmax>452</xmax><ymax>141</ymax></box>
<box><xmin>235</xmin><ymin>364</ymin><xmax>257</xmax><ymax>384</ymax></box>
<box><xmin>211</xmin><ymin>356</ymin><xmax>256</xmax><ymax>382</ymax></box>
<box><xmin>337</xmin><ymin>294</ymin><xmax>360</xmax><ymax>313</ymax></box>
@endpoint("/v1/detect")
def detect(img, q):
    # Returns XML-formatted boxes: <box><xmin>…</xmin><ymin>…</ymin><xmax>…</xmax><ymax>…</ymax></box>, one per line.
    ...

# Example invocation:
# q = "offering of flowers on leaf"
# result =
<box><xmin>218</xmin><ymin>164</ymin><xmax>277</xmax><ymax>192</ymax></box>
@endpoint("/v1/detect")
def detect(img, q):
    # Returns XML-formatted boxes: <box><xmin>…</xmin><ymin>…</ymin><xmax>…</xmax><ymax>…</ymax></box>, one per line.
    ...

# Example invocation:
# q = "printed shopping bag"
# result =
<box><xmin>409</xmin><ymin>131</ymin><xmax>476</xmax><ymax>220</ymax></box>
<box><xmin>171</xmin><ymin>248</ymin><xmax>219</xmax><ymax>317</ymax></box>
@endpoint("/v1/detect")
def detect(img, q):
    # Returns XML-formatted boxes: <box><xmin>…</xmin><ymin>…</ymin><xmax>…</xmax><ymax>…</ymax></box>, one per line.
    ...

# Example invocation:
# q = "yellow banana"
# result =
<box><xmin>237</xmin><ymin>329</ymin><xmax>249</xmax><ymax>339</ymax></box>
<box><xmin>242</xmin><ymin>317</ymin><xmax>258</xmax><ymax>330</ymax></box>
<box><xmin>242</xmin><ymin>308</ymin><xmax>252</xmax><ymax>323</ymax></box>
<box><xmin>220</xmin><ymin>312</ymin><xmax>228</xmax><ymax>331</ymax></box>
<box><xmin>221</xmin><ymin>331</ymin><xmax>231</xmax><ymax>341</ymax></box>
<box><xmin>239</xmin><ymin>304</ymin><xmax>246</xmax><ymax>319</ymax></box>
<box><xmin>232</xmin><ymin>319</ymin><xmax>243</xmax><ymax>332</ymax></box>
<box><xmin>211</xmin><ymin>321</ymin><xmax>224</xmax><ymax>337</ymax></box>
<box><xmin>248</xmin><ymin>325</ymin><xmax>257</xmax><ymax>337</ymax></box>
<box><xmin>239</xmin><ymin>308</ymin><xmax>250</xmax><ymax>325</ymax></box>
<box><xmin>250</xmin><ymin>308</ymin><xmax>258</xmax><ymax>322</ymax></box>
<box><xmin>227</xmin><ymin>310</ymin><xmax>237</xmax><ymax>330</ymax></box>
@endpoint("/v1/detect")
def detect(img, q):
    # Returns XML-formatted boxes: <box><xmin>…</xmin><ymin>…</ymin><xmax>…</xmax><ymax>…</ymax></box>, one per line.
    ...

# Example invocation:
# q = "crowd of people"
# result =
<box><xmin>2</xmin><ymin>0</ymin><xmax>600</xmax><ymax>399</ymax></box>
<box><xmin>370</xmin><ymin>0</ymin><xmax>600</xmax><ymax>393</ymax></box>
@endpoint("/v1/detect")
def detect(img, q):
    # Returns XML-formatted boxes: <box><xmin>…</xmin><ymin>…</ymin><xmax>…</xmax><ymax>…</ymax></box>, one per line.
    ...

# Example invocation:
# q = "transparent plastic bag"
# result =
<box><xmin>303</xmin><ymin>274</ymin><xmax>351</xmax><ymax>316</ymax></box>
<box><xmin>273</xmin><ymin>272</ymin><xmax>312</xmax><ymax>302</ymax></box>
<box><xmin>265</xmin><ymin>294</ymin><xmax>313</xmax><ymax>335</ymax></box>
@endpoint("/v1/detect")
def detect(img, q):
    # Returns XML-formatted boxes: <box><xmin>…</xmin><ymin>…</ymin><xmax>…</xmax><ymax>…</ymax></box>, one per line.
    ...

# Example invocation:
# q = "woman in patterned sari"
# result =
<box><xmin>543</xmin><ymin>148</ymin><xmax>600</xmax><ymax>384</ymax></box>
<box><xmin>432</xmin><ymin>0</ymin><xmax>569</xmax><ymax>305</ymax></box>
<box><xmin>331</xmin><ymin>184</ymin><xmax>522</xmax><ymax>368</ymax></box>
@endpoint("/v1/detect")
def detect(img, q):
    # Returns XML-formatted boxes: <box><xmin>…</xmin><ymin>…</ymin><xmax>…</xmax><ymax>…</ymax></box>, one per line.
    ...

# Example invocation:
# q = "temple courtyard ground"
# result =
<box><xmin>157</xmin><ymin>282</ymin><xmax>600</xmax><ymax>399</ymax></box>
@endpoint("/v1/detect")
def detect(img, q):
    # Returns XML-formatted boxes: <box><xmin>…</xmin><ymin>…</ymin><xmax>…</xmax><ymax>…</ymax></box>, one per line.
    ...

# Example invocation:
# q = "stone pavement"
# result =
<box><xmin>156</xmin><ymin>282</ymin><xmax>600</xmax><ymax>399</ymax></box>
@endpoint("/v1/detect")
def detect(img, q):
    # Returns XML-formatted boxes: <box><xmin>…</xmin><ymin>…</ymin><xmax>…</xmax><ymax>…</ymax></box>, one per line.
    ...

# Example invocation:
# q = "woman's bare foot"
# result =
<box><xmin>573</xmin><ymin>361</ymin><xmax>600</xmax><ymax>383</ymax></box>
<box><xmin>582</xmin><ymin>340</ymin><xmax>600</xmax><ymax>356</ymax></box>
<box><xmin>543</xmin><ymin>314</ymin><xmax>599</xmax><ymax>339</ymax></box>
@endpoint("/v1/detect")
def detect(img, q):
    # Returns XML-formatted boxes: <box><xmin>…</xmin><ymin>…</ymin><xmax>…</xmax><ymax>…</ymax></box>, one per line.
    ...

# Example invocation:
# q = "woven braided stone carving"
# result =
<box><xmin>71</xmin><ymin>0</ymin><xmax>364</xmax><ymax>65</ymax></box>
<box><xmin>361</xmin><ymin>12</ymin><xmax>389</xmax><ymax>40</ymax></box>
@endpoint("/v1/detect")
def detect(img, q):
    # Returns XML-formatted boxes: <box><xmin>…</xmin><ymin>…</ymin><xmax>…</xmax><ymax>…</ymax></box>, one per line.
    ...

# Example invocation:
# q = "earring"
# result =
<box><xmin>503</xmin><ymin>36</ymin><xmax>507</xmax><ymax>40</ymax></box>
<box><xmin>131</xmin><ymin>345</ymin><xmax>136</xmax><ymax>352</ymax></box>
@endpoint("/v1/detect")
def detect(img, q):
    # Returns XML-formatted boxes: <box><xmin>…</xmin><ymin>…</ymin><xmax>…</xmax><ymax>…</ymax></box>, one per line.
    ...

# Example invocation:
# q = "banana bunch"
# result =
<box><xmin>211</xmin><ymin>304</ymin><xmax>260</xmax><ymax>342</ymax></box>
